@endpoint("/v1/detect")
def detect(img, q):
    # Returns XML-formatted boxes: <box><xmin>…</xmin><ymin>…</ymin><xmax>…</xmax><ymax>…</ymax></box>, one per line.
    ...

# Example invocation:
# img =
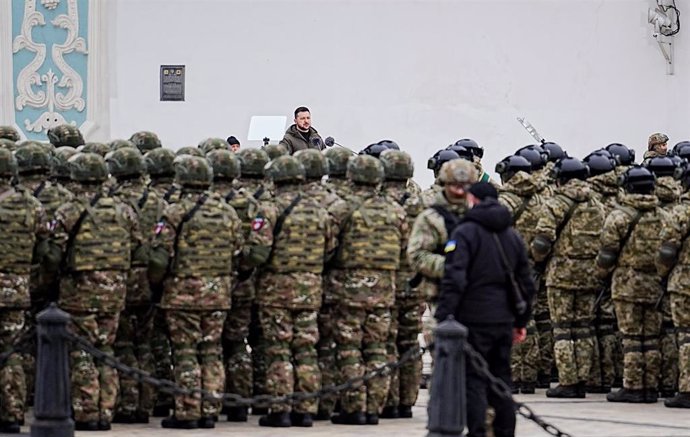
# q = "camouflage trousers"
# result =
<box><xmin>510</xmin><ymin>318</ymin><xmax>540</xmax><ymax>386</ymax></box>
<box><xmin>334</xmin><ymin>306</ymin><xmax>391</xmax><ymax>415</ymax></box>
<box><xmin>259</xmin><ymin>306</ymin><xmax>320</xmax><ymax>414</ymax></box>
<box><xmin>166</xmin><ymin>310</ymin><xmax>226</xmax><ymax>421</ymax></box>
<box><xmin>588</xmin><ymin>295</ymin><xmax>619</xmax><ymax>389</ymax></box>
<box><xmin>222</xmin><ymin>300</ymin><xmax>252</xmax><ymax>399</ymax></box>
<box><xmin>0</xmin><ymin>309</ymin><xmax>26</xmax><ymax>422</ymax></box>
<box><xmin>150</xmin><ymin>309</ymin><xmax>173</xmax><ymax>410</ymax></box>
<box><xmin>670</xmin><ymin>293</ymin><xmax>690</xmax><ymax>393</ymax></box>
<box><xmin>317</xmin><ymin>302</ymin><xmax>337</xmax><ymax>414</ymax></box>
<box><xmin>114</xmin><ymin>306</ymin><xmax>155</xmax><ymax>416</ymax></box>
<box><xmin>547</xmin><ymin>288</ymin><xmax>596</xmax><ymax>386</ymax></box>
<box><xmin>69</xmin><ymin>312</ymin><xmax>120</xmax><ymax>423</ymax></box>
<box><xmin>613</xmin><ymin>300</ymin><xmax>662</xmax><ymax>391</ymax></box>
<box><xmin>535</xmin><ymin>283</ymin><xmax>554</xmax><ymax>382</ymax></box>
<box><xmin>659</xmin><ymin>295</ymin><xmax>679</xmax><ymax>393</ymax></box>
<box><xmin>385</xmin><ymin>301</ymin><xmax>424</xmax><ymax>408</ymax></box>
<box><xmin>248</xmin><ymin>304</ymin><xmax>267</xmax><ymax>398</ymax></box>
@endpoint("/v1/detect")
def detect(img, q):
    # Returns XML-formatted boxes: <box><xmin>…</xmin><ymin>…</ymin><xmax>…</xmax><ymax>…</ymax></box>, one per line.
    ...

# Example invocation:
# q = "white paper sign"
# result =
<box><xmin>247</xmin><ymin>116</ymin><xmax>288</xmax><ymax>144</ymax></box>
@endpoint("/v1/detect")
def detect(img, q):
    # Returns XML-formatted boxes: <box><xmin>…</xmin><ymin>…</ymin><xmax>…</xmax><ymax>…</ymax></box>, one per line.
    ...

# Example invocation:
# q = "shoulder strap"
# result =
<box><xmin>555</xmin><ymin>195</ymin><xmax>578</xmax><ymax>237</ymax></box>
<box><xmin>620</xmin><ymin>210</ymin><xmax>643</xmax><ymax>251</ymax></box>
<box><xmin>492</xmin><ymin>233</ymin><xmax>528</xmax><ymax>315</ymax></box>
<box><xmin>493</xmin><ymin>233</ymin><xmax>514</xmax><ymax>274</ymax></box>
<box><xmin>253</xmin><ymin>186</ymin><xmax>265</xmax><ymax>200</ymax></box>
<box><xmin>33</xmin><ymin>181</ymin><xmax>46</xmax><ymax>198</ymax></box>
<box><xmin>137</xmin><ymin>187</ymin><xmax>150</xmax><ymax>210</ymax></box>
<box><xmin>61</xmin><ymin>191</ymin><xmax>103</xmax><ymax>272</ymax></box>
<box><xmin>513</xmin><ymin>196</ymin><xmax>531</xmax><ymax>223</ymax></box>
<box><xmin>273</xmin><ymin>194</ymin><xmax>302</xmax><ymax>238</ymax></box>
<box><xmin>398</xmin><ymin>192</ymin><xmax>411</xmax><ymax>206</ymax></box>
<box><xmin>430</xmin><ymin>205</ymin><xmax>461</xmax><ymax>237</ymax></box>
<box><xmin>168</xmin><ymin>194</ymin><xmax>209</xmax><ymax>275</ymax></box>
<box><xmin>163</xmin><ymin>185</ymin><xmax>177</xmax><ymax>203</ymax></box>
<box><xmin>225</xmin><ymin>189</ymin><xmax>237</xmax><ymax>202</ymax></box>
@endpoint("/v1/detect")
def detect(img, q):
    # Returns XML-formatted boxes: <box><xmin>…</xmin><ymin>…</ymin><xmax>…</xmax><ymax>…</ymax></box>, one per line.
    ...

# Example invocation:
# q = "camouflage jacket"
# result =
<box><xmin>21</xmin><ymin>176</ymin><xmax>74</xmax><ymax>218</ymax></box>
<box><xmin>659</xmin><ymin>191</ymin><xmax>690</xmax><ymax>296</ymax></box>
<box><xmin>498</xmin><ymin>171</ymin><xmax>545</xmax><ymax>248</ymax></box>
<box><xmin>0</xmin><ymin>183</ymin><xmax>47</xmax><ymax>309</ymax></box>
<box><xmin>420</xmin><ymin>183</ymin><xmax>442</xmax><ymax>208</ymax></box>
<box><xmin>232</xmin><ymin>177</ymin><xmax>274</xmax><ymax>202</ymax></box>
<box><xmin>533</xmin><ymin>179</ymin><xmax>606</xmax><ymax>290</ymax></box>
<box><xmin>535</xmin><ymin>163</ymin><xmax>556</xmax><ymax>198</ymax></box>
<box><xmin>324</xmin><ymin>177</ymin><xmax>352</xmax><ymax>200</ymax></box>
<box><xmin>149</xmin><ymin>178</ymin><xmax>181</xmax><ymax>204</ymax></box>
<box><xmin>598</xmin><ymin>192</ymin><xmax>669</xmax><ymax>303</ymax></box>
<box><xmin>53</xmin><ymin>186</ymin><xmax>141</xmax><ymax>313</ymax></box>
<box><xmin>588</xmin><ymin>171</ymin><xmax>621</xmax><ymax>213</ymax></box>
<box><xmin>302</xmin><ymin>180</ymin><xmax>349</xmax><ymax>236</ymax></box>
<box><xmin>655</xmin><ymin>176</ymin><xmax>681</xmax><ymax>210</ymax></box>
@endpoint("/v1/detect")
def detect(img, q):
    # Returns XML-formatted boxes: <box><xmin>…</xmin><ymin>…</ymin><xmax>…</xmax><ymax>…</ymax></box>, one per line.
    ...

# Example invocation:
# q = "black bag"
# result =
<box><xmin>493</xmin><ymin>233</ymin><xmax>527</xmax><ymax>316</ymax></box>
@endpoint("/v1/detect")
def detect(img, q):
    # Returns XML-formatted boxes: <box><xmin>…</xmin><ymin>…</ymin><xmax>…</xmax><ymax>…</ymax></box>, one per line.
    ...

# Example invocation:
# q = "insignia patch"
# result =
<box><xmin>444</xmin><ymin>240</ymin><xmax>457</xmax><ymax>253</ymax></box>
<box><xmin>153</xmin><ymin>221</ymin><xmax>165</xmax><ymax>235</ymax></box>
<box><xmin>252</xmin><ymin>217</ymin><xmax>265</xmax><ymax>231</ymax></box>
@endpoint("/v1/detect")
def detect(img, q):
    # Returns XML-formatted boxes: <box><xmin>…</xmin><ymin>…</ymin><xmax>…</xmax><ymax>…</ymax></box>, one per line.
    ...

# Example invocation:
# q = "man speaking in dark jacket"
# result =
<box><xmin>435</xmin><ymin>182</ymin><xmax>536</xmax><ymax>437</ymax></box>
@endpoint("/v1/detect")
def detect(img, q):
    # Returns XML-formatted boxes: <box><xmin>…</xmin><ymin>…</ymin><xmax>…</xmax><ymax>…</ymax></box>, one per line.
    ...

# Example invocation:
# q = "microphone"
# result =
<box><xmin>325</xmin><ymin>136</ymin><xmax>335</xmax><ymax>147</ymax></box>
<box><xmin>311</xmin><ymin>137</ymin><xmax>324</xmax><ymax>149</ymax></box>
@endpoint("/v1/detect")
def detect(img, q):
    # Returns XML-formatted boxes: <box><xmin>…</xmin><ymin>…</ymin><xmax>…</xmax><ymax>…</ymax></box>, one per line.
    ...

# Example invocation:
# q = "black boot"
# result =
<box><xmin>74</xmin><ymin>421</ymin><xmax>100</xmax><ymax>431</ymax></box>
<box><xmin>521</xmin><ymin>382</ymin><xmax>536</xmax><ymax>394</ymax></box>
<box><xmin>161</xmin><ymin>416</ymin><xmax>199</xmax><ymax>429</ymax></box>
<box><xmin>398</xmin><ymin>405</ymin><xmax>413</xmax><ymax>418</ymax></box>
<box><xmin>536</xmin><ymin>373</ymin><xmax>551</xmax><ymax>389</ymax></box>
<box><xmin>0</xmin><ymin>421</ymin><xmax>21</xmax><ymax>434</ymax></box>
<box><xmin>546</xmin><ymin>384</ymin><xmax>585</xmax><ymax>399</ymax></box>
<box><xmin>259</xmin><ymin>412</ymin><xmax>291</xmax><ymax>427</ymax></box>
<box><xmin>510</xmin><ymin>382</ymin><xmax>520</xmax><ymax>394</ymax></box>
<box><xmin>586</xmin><ymin>385</ymin><xmax>611</xmax><ymax>394</ymax></box>
<box><xmin>134</xmin><ymin>411</ymin><xmax>150</xmax><ymax>424</ymax></box>
<box><xmin>643</xmin><ymin>389</ymin><xmax>659</xmax><ymax>403</ymax></box>
<box><xmin>152</xmin><ymin>405</ymin><xmax>171</xmax><ymax>417</ymax></box>
<box><xmin>606</xmin><ymin>388</ymin><xmax>645</xmax><ymax>403</ymax></box>
<box><xmin>331</xmin><ymin>411</ymin><xmax>367</xmax><ymax>425</ymax></box>
<box><xmin>314</xmin><ymin>409</ymin><xmax>332</xmax><ymax>421</ymax></box>
<box><xmin>665</xmin><ymin>392</ymin><xmax>690</xmax><ymax>408</ymax></box>
<box><xmin>252</xmin><ymin>406</ymin><xmax>269</xmax><ymax>416</ymax></box>
<box><xmin>366</xmin><ymin>413</ymin><xmax>379</xmax><ymax>425</ymax></box>
<box><xmin>660</xmin><ymin>388</ymin><xmax>677</xmax><ymax>398</ymax></box>
<box><xmin>111</xmin><ymin>412</ymin><xmax>136</xmax><ymax>424</ymax></box>
<box><xmin>380</xmin><ymin>406</ymin><xmax>399</xmax><ymax>419</ymax></box>
<box><xmin>290</xmin><ymin>412</ymin><xmax>314</xmax><ymax>427</ymax></box>
<box><xmin>97</xmin><ymin>420</ymin><xmax>111</xmax><ymax>431</ymax></box>
<box><xmin>226</xmin><ymin>406</ymin><xmax>248</xmax><ymax>422</ymax></box>
<box><xmin>198</xmin><ymin>417</ymin><xmax>216</xmax><ymax>429</ymax></box>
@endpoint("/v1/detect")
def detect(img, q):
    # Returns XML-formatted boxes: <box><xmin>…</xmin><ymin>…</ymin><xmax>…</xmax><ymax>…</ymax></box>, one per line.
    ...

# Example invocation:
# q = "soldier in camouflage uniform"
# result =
<box><xmin>531</xmin><ymin>158</ymin><xmax>606</xmax><ymax>398</ymax></box>
<box><xmin>47</xmin><ymin>124</ymin><xmax>85</xmax><ymax>148</ymax></box>
<box><xmin>0</xmin><ymin>126</ymin><xmax>21</xmax><ymax>142</ymax></box>
<box><xmin>584</xmin><ymin>151</ymin><xmax>621</xmax><ymax>393</ymax></box>
<box><xmin>130</xmin><ymin>131</ymin><xmax>162</xmax><ymax>154</ymax></box>
<box><xmin>379</xmin><ymin>150</ymin><xmax>425</xmax><ymax>419</ymax></box>
<box><xmin>81</xmin><ymin>142</ymin><xmax>111</xmax><ymax>157</ymax></box>
<box><xmin>150</xmin><ymin>156</ymin><xmax>242</xmax><ymax>429</ymax></box>
<box><xmin>263</xmin><ymin>144</ymin><xmax>289</xmax><ymax>161</ymax></box>
<box><xmin>207</xmin><ymin>149</ymin><xmax>272</xmax><ymax>422</ymax></box>
<box><xmin>328</xmin><ymin>155</ymin><xmax>407</xmax><ymax>426</ymax></box>
<box><xmin>293</xmin><ymin>149</ymin><xmax>349</xmax><ymax>421</ymax></box>
<box><xmin>657</xmin><ymin>163</ymin><xmax>690</xmax><ymax>408</ymax></box>
<box><xmin>450</xmin><ymin>139</ymin><xmax>497</xmax><ymax>186</ymax></box>
<box><xmin>49</xmin><ymin>153</ymin><xmax>141</xmax><ymax>430</ymax></box>
<box><xmin>644</xmin><ymin>156</ymin><xmax>681</xmax><ymax>398</ymax></box>
<box><xmin>51</xmin><ymin>147</ymin><xmax>78</xmax><ymax>190</ymax></box>
<box><xmin>146</xmin><ymin>148</ymin><xmax>179</xmax><ymax>204</ymax></box>
<box><xmin>597</xmin><ymin>166</ymin><xmax>671</xmax><ymax>403</ymax></box>
<box><xmin>644</xmin><ymin>133</ymin><xmax>669</xmax><ymax>160</ymax></box>
<box><xmin>0</xmin><ymin>149</ymin><xmax>46</xmax><ymax>433</ymax></box>
<box><xmin>108</xmin><ymin>139</ymin><xmax>137</xmax><ymax>151</ymax></box>
<box><xmin>199</xmin><ymin>138</ymin><xmax>229</xmax><ymax>155</ymax></box>
<box><xmin>324</xmin><ymin>147</ymin><xmax>354</xmax><ymax>199</ymax></box>
<box><xmin>420</xmin><ymin>149</ymin><xmax>461</xmax><ymax>208</ymax></box>
<box><xmin>495</xmin><ymin>155</ymin><xmax>541</xmax><ymax>394</ymax></box>
<box><xmin>175</xmin><ymin>147</ymin><xmax>204</xmax><ymax>158</ymax></box>
<box><xmin>105</xmin><ymin>147</ymin><xmax>165</xmax><ymax>424</ymax></box>
<box><xmin>0</xmin><ymin>139</ymin><xmax>17</xmax><ymax>152</ymax></box>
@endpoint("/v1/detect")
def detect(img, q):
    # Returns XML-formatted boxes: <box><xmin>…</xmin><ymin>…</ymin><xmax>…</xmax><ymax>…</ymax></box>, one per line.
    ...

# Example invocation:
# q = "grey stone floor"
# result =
<box><xmin>15</xmin><ymin>388</ymin><xmax>690</xmax><ymax>437</ymax></box>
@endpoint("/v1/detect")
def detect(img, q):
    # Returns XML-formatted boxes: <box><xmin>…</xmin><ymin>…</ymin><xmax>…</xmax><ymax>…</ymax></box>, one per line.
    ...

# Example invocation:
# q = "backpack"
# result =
<box><xmin>0</xmin><ymin>188</ymin><xmax>39</xmax><ymax>274</ymax></box>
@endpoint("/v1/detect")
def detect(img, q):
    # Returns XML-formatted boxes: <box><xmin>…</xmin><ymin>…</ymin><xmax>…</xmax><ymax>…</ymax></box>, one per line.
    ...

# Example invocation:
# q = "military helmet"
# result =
<box><xmin>52</xmin><ymin>146</ymin><xmax>78</xmax><ymax>181</ymax></box>
<box><xmin>69</xmin><ymin>152</ymin><xmax>108</xmax><ymax>183</ymax></box>
<box><xmin>81</xmin><ymin>142</ymin><xmax>110</xmax><ymax>157</ymax></box>
<box><xmin>380</xmin><ymin>149</ymin><xmax>413</xmax><ymax>181</ymax></box>
<box><xmin>14</xmin><ymin>142</ymin><xmax>52</xmax><ymax>175</ymax></box>
<box><xmin>294</xmin><ymin>149</ymin><xmax>329</xmax><ymax>180</ymax></box>
<box><xmin>347</xmin><ymin>155</ymin><xmax>385</xmax><ymax>185</ymax></box>
<box><xmin>495</xmin><ymin>155</ymin><xmax>532</xmax><ymax>183</ymax></box>
<box><xmin>175</xmin><ymin>146</ymin><xmax>204</xmax><ymax>157</ymax></box>
<box><xmin>584</xmin><ymin>152</ymin><xmax>617</xmax><ymax>177</ymax></box>
<box><xmin>199</xmin><ymin>138</ymin><xmax>230</xmax><ymax>155</ymax></box>
<box><xmin>237</xmin><ymin>148</ymin><xmax>270</xmax><ymax>178</ymax></box>
<box><xmin>263</xmin><ymin>144</ymin><xmax>289</xmax><ymax>160</ymax></box>
<box><xmin>207</xmin><ymin>149</ymin><xmax>241</xmax><ymax>181</ymax></box>
<box><xmin>324</xmin><ymin>147</ymin><xmax>352</xmax><ymax>177</ymax></box>
<box><xmin>174</xmin><ymin>155</ymin><xmax>213</xmax><ymax>188</ymax></box>
<box><xmin>589</xmin><ymin>148</ymin><xmax>614</xmax><ymax>160</ymax></box>
<box><xmin>109</xmin><ymin>139</ymin><xmax>136</xmax><ymax>150</ymax></box>
<box><xmin>105</xmin><ymin>147</ymin><xmax>145</xmax><ymax>179</ymax></box>
<box><xmin>0</xmin><ymin>148</ymin><xmax>18</xmax><ymax>179</ymax></box>
<box><xmin>551</xmin><ymin>157</ymin><xmax>589</xmax><ymax>184</ymax></box>
<box><xmin>129</xmin><ymin>131</ymin><xmax>162</xmax><ymax>153</ymax></box>
<box><xmin>542</xmin><ymin>142</ymin><xmax>566</xmax><ymax>162</ymax></box>
<box><xmin>427</xmin><ymin>149</ymin><xmax>460</xmax><ymax>172</ymax></box>
<box><xmin>47</xmin><ymin>124</ymin><xmax>84</xmax><ymax>147</ymax></box>
<box><xmin>445</xmin><ymin>144</ymin><xmax>475</xmax><ymax>161</ymax></box>
<box><xmin>673</xmin><ymin>161</ymin><xmax>690</xmax><ymax>189</ymax></box>
<box><xmin>437</xmin><ymin>159</ymin><xmax>478</xmax><ymax>186</ymax></box>
<box><xmin>377</xmin><ymin>140</ymin><xmax>400</xmax><ymax>150</ymax></box>
<box><xmin>144</xmin><ymin>148</ymin><xmax>176</xmax><ymax>178</ymax></box>
<box><xmin>672</xmin><ymin>141</ymin><xmax>690</xmax><ymax>159</ymax></box>
<box><xmin>648</xmin><ymin>132</ymin><xmax>669</xmax><ymax>150</ymax></box>
<box><xmin>643</xmin><ymin>155</ymin><xmax>677</xmax><ymax>178</ymax></box>
<box><xmin>0</xmin><ymin>126</ymin><xmax>20</xmax><ymax>142</ymax></box>
<box><xmin>359</xmin><ymin>143</ymin><xmax>389</xmax><ymax>159</ymax></box>
<box><xmin>668</xmin><ymin>153</ymin><xmax>684</xmax><ymax>167</ymax></box>
<box><xmin>605</xmin><ymin>143</ymin><xmax>635</xmax><ymax>166</ymax></box>
<box><xmin>0</xmin><ymin>139</ymin><xmax>17</xmax><ymax>152</ymax></box>
<box><xmin>515</xmin><ymin>145</ymin><xmax>548</xmax><ymax>171</ymax></box>
<box><xmin>265</xmin><ymin>155</ymin><xmax>305</xmax><ymax>184</ymax></box>
<box><xmin>452</xmin><ymin>139</ymin><xmax>483</xmax><ymax>159</ymax></box>
<box><xmin>619</xmin><ymin>165</ymin><xmax>655</xmax><ymax>194</ymax></box>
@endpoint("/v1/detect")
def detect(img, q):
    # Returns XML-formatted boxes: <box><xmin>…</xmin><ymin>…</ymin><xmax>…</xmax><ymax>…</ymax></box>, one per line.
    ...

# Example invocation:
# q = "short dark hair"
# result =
<box><xmin>294</xmin><ymin>106</ymin><xmax>310</xmax><ymax>118</ymax></box>
<box><xmin>226</xmin><ymin>136</ymin><xmax>240</xmax><ymax>145</ymax></box>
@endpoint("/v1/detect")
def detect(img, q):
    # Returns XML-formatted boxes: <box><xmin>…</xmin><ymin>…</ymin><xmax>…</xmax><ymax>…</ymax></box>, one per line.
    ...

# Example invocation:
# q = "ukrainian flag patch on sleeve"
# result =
<box><xmin>444</xmin><ymin>240</ymin><xmax>457</xmax><ymax>253</ymax></box>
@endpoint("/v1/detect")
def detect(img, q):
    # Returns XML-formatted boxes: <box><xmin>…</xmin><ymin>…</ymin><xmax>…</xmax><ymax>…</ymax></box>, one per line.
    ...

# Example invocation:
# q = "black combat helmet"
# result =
<box><xmin>643</xmin><ymin>156</ymin><xmax>677</xmax><ymax>178</ymax></box>
<box><xmin>584</xmin><ymin>152</ymin><xmax>617</xmax><ymax>177</ymax></box>
<box><xmin>672</xmin><ymin>141</ymin><xmax>690</xmax><ymax>156</ymax></box>
<box><xmin>551</xmin><ymin>157</ymin><xmax>589</xmax><ymax>184</ymax></box>
<box><xmin>377</xmin><ymin>140</ymin><xmax>400</xmax><ymax>150</ymax></box>
<box><xmin>672</xmin><ymin>141</ymin><xmax>690</xmax><ymax>161</ymax></box>
<box><xmin>673</xmin><ymin>161</ymin><xmax>690</xmax><ymax>190</ymax></box>
<box><xmin>445</xmin><ymin>143</ymin><xmax>475</xmax><ymax>162</ymax></box>
<box><xmin>495</xmin><ymin>155</ymin><xmax>532</xmax><ymax>184</ymax></box>
<box><xmin>427</xmin><ymin>149</ymin><xmax>460</xmax><ymax>175</ymax></box>
<box><xmin>515</xmin><ymin>145</ymin><xmax>548</xmax><ymax>171</ymax></box>
<box><xmin>359</xmin><ymin>142</ymin><xmax>389</xmax><ymax>159</ymax></box>
<box><xmin>541</xmin><ymin>142</ymin><xmax>566</xmax><ymax>162</ymax></box>
<box><xmin>451</xmin><ymin>138</ymin><xmax>483</xmax><ymax>159</ymax></box>
<box><xmin>605</xmin><ymin>143</ymin><xmax>635</xmax><ymax>166</ymax></box>
<box><xmin>619</xmin><ymin>165</ymin><xmax>655</xmax><ymax>194</ymax></box>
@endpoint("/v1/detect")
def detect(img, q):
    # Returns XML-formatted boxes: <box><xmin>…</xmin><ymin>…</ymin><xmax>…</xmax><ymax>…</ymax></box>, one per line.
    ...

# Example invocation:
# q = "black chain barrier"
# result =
<box><xmin>0</xmin><ymin>326</ymin><xmax>36</xmax><ymax>367</ymax></box>
<box><xmin>461</xmin><ymin>341</ymin><xmax>573</xmax><ymax>437</ymax></box>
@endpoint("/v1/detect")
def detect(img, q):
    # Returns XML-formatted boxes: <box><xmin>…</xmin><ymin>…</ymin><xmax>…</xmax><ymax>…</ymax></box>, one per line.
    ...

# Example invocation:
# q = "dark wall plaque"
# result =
<box><xmin>160</xmin><ymin>65</ymin><xmax>185</xmax><ymax>101</ymax></box>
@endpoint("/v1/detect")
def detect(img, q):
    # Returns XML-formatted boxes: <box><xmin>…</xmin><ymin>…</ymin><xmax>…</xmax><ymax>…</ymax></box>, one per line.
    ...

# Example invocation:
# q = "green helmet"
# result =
<box><xmin>105</xmin><ymin>147</ymin><xmax>145</xmax><ymax>179</ymax></box>
<box><xmin>294</xmin><ymin>149</ymin><xmax>329</xmax><ymax>180</ymax></box>
<box><xmin>0</xmin><ymin>139</ymin><xmax>17</xmax><ymax>152</ymax></box>
<box><xmin>265</xmin><ymin>155</ymin><xmax>305</xmax><ymax>184</ymax></box>
<box><xmin>69</xmin><ymin>152</ymin><xmax>108</xmax><ymax>183</ymax></box>
<box><xmin>14</xmin><ymin>142</ymin><xmax>52</xmax><ymax>175</ymax></box>
<box><xmin>109</xmin><ymin>139</ymin><xmax>136</xmax><ymax>150</ymax></box>
<box><xmin>0</xmin><ymin>126</ymin><xmax>20</xmax><ymax>142</ymax></box>
<box><xmin>263</xmin><ymin>144</ymin><xmax>288</xmax><ymax>160</ymax></box>
<box><xmin>175</xmin><ymin>146</ymin><xmax>205</xmax><ymax>157</ymax></box>
<box><xmin>347</xmin><ymin>155</ymin><xmax>384</xmax><ymax>185</ymax></box>
<box><xmin>324</xmin><ymin>148</ymin><xmax>352</xmax><ymax>177</ymax></box>
<box><xmin>47</xmin><ymin>124</ymin><xmax>84</xmax><ymax>147</ymax></box>
<box><xmin>380</xmin><ymin>149</ymin><xmax>414</xmax><ymax>181</ymax></box>
<box><xmin>0</xmin><ymin>148</ymin><xmax>18</xmax><ymax>179</ymax></box>
<box><xmin>237</xmin><ymin>148</ymin><xmax>270</xmax><ymax>178</ymax></box>
<box><xmin>207</xmin><ymin>149</ymin><xmax>241</xmax><ymax>180</ymax></box>
<box><xmin>174</xmin><ymin>155</ymin><xmax>213</xmax><ymax>188</ymax></box>
<box><xmin>52</xmin><ymin>146</ymin><xmax>78</xmax><ymax>180</ymax></box>
<box><xmin>199</xmin><ymin>138</ymin><xmax>229</xmax><ymax>155</ymax></box>
<box><xmin>144</xmin><ymin>148</ymin><xmax>176</xmax><ymax>178</ymax></box>
<box><xmin>437</xmin><ymin>159</ymin><xmax>478</xmax><ymax>186</ymax></box>
<box><xmin>81</xmin><ymin>142</ymin><xmax>110</xmax><ymax>157</ymax></box>
<box><xmin>129</xmin><ymin>131</ymin><xmax>162</xmax><ymax>153</ymax></box>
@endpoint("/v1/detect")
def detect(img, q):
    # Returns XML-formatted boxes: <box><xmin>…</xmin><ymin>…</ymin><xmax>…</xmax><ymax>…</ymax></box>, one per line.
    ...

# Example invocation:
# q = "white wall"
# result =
<box><xmin>110</xmin><ymin>0</ymin><xmax>690</xmax><ymax>188</ymax></box>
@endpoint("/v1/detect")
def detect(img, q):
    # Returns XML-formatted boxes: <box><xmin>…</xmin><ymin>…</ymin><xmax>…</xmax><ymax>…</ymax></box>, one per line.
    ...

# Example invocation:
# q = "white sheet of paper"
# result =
<box><xmin>247</xmin><ymin>116</ymin><xmax>288</xmax><ymax>143</ymax></box>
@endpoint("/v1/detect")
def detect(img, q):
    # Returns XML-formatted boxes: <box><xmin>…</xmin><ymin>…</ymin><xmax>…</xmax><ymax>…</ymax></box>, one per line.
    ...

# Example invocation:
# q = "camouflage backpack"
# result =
<box><xmin>616</xmin><ymin>205</ymin><xmax>666</xmax><ymax>273</ymax></box>
<box><xmin>553</xmin><ymin>195</ymin><xmax>606</xmax><ymax>259</ymax></box>
<box><xmin>0</xmin><ymin>175</ymin><xmax>40</xmax><ymax>274</ymax></box>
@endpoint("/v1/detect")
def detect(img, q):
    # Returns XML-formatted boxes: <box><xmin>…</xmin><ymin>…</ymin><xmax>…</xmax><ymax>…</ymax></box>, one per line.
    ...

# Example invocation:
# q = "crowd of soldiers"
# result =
<box><xmin>0</xmin><ymin>123</ymin><xmax>688</xmax><ymax>433</ymax></box>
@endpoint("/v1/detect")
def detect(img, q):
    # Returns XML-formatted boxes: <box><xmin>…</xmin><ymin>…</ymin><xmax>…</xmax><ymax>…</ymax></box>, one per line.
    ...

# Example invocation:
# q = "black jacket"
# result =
<box><xmin>435</xmin><ymin>198</ymin><xmax>536</xmax><ymax>328</ymax></box>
